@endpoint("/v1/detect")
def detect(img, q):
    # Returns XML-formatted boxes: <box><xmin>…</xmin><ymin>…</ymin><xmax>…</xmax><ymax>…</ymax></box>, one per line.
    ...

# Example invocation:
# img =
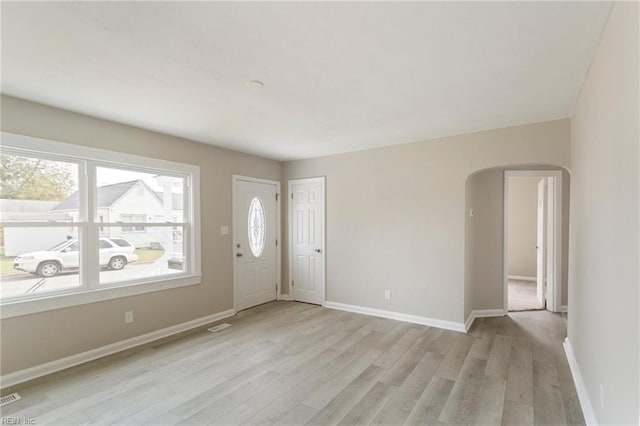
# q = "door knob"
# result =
<box><xmin>315</xmin><ymin>249</ymin><xmax>322</xmax><ymax>253</ymax></box>
<box><xmin>236</xmin><ymin>253</ymin><xmax>243</xmax><ymax>257</ymax></box>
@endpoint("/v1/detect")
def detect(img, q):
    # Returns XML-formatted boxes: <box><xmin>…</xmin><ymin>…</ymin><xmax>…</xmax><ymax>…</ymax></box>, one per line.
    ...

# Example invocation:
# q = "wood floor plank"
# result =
<box><xmin>372</xmin><ymin>327</ymin><xmax>423</xmax><ymax>369</ymax></box>
<box><xmin>557</xmin><ymin>364</ymin><xmax>586</xmax><ymax>425</ymax></box>
<box><xmin>505</xmin><ymin>337</ymin><xmax>533</xmax><ymax>406</ymax></box>
<box><xmin>241</xmin><ymin>330</ymin><xmax>385</xmax><ymax>425</ymax></box>
<box><xmin>81</xmin><ymin>381</ymin><xmax>174</xmax><ymax>421</ymax></box>
<box><xmin>302</xmin><ymin>348</ymin><xmax>382</xmax><ymax>410</ymax></box>
<box><xmin>405</xmin><ymin>376</ymin><xmax>455</xmax><ymax>426</ymax></box>
<box><xmin>371</xmin><ymin>351</ymin><xmax>444</xmax><ymax>425</ymax></box>
<box><xmin>468</xmin><ymin>323</ymin><xmax>496</xmax><ymax>361</ymax></box>
<box><xmin>213</xmin><ymin>403</ymin><xmax>258</xmax><ymax>426</ymax></box>
<box><xmin>3</xmin><ymin>302</ymin><xmax>583</xmax><ymax>426</ymax></box>
<box><xmin>184</xmin><ymin>370</ymin><xmax>283</xmax><ymax>424</ymax></box>
<box><xmin>275</xmin><ymin>403</ymin><xmax>318</xmax><ymax>426</ymax></box>
<box><xmin>438</xmin><ymin>356</ymin><xmax>487</xmax><ymax>426</ymax></box>
<box><xmin>502</xmin><ymin>400</ymin><xmax>534</xmax><ymax>426</ymax></box>
<box><xmin>532</xmin><ymin>359</ymin><xmax>568</xmax><ymax>426</ymax></box>
<box><xmin>435</xmin><ymin>334</ymin><xmax>474</xmax><ymax>381</ymax></box>
<box><xmin>432</xmin><ymin>329</ymin><xmax>459</xmax><ymax>356</ymax></box>
<box><xmin>337</xmin><ymin>381</ymin><xmax>397</xmax><ymax>426</ymax></box>
<box><xmin>474</xmin><ymin>375</ymin><xmax>507</xmax><ymax>426</ymax></box>
<box><xmin>379</xmin><ymin>334</ymin><xmax>429</xmax><ymax>386</ymax></box>
<box><xmin>305</xmin><ymin>365</ymin><xmax>384</xmax><ymax>424</ymax></box>
<box><xmin>485</xmin><ymin>335</ymin><xmax>513</xmax><ymax>380</ymax></box>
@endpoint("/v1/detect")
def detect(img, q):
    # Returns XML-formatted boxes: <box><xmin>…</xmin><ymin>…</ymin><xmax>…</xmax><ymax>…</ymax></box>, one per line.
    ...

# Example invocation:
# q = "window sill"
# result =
<box><xmin>0</xmin><ymin>274</ymin><xmax>202</xmax><ymax>319</ymax></box>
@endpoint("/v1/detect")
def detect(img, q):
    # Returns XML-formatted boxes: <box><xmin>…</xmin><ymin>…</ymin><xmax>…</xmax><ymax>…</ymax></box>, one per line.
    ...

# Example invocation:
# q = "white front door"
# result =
<box><xmin>234</xmin><ymin>178</ymin><xmax>278</xmax><ymax>311</ymax></box>
<box><xmin>536</xmin><ymin>178</ymin><xmax>547</xmax><ymax>307</ymax></box>
<box><xmin>289</xmin><ymin>177</ymin><xmax>325</xmax><ymax>305</ymax></box>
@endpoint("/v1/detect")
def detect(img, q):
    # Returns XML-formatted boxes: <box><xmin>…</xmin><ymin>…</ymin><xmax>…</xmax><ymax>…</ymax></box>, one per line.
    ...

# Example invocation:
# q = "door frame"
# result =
<box><xmin>232</xmin><ymin>175</ymin><xmax>282</xmax><ymax>312</ymax></box>
<box><xmin>535</xmin><ymin>178</ymin><xmax>547</xmax><ymax>308</ymax></box>
<box><xmin>287</xmin><ymin>176</ymin><xmax>326</xmax><ymax>305</ymax></box>
<box><xmin>504</xmin><ymin>170</ymin><xmax>563</xmax><ymax>313</ymax></box>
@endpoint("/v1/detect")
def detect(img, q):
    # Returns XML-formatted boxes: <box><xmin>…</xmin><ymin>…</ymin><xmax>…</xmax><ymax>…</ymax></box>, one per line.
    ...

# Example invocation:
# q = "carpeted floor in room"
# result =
<box><xmin>508</xmin><ymin>279</ymin><xmax>543</xmax><ymax>311</ymax></box>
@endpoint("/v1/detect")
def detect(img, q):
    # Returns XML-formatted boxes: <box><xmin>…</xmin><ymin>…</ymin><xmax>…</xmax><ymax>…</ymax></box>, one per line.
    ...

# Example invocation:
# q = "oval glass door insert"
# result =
<box><xmin>248</xmin><ymin>196</ymin><xmax>266</xmax><ymax>257</ymax></box>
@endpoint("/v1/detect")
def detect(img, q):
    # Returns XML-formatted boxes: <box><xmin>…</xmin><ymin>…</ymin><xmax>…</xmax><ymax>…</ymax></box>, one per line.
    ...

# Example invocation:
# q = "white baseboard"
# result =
<box><xmin>0</xmin><ymin>308</ymin><xmax>236</xmax><ymax>389</ymax></box>
<box><xmin>464</xmin><ymin>309</ymin><xmax>506</xmax><ymax>332</ymax></box>
<box><xmin>508</xmin><ymin>275</ymin><xmax>537</xmax><ymax>282</ymax></box>
<box><xmin>464</xmin><ymin>313</ymin><xmax>475</xmax><ymax>332</ymax></box>
<box><xmin>561</xmin><ymin>305</ymin><xmax>568</xmax><ymax>313</ymax></box>
<box><xmin>323</xmin><ymin>301</ymin><xmax>465</xmax><ymax>333</ymax></box>
<box><xmin>563</xmin><ymin>338</ymin><xmax>598</xmax><ymax>425</ymax></box>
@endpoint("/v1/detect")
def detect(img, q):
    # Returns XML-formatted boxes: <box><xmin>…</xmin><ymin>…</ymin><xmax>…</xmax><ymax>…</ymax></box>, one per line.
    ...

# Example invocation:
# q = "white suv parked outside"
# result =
<box><xmin>13</xmin><ymin>238</ymin><xmax>138</xmax><ymax>277</ymax></box>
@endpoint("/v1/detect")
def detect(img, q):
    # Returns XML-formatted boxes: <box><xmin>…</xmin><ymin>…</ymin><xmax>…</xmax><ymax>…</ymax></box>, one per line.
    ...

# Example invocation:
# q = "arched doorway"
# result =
<box><xmin>464</xmin><ymin>164</ymin><xmax>570</xmax><ymax>319</ymax></box>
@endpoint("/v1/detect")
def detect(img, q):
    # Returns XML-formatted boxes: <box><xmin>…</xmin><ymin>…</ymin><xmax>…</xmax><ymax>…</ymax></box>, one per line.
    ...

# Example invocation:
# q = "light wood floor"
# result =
<box><xmin>1</xmin><ymin>301</ymin><xmax>583</xmax><ymax>425</ymax></box>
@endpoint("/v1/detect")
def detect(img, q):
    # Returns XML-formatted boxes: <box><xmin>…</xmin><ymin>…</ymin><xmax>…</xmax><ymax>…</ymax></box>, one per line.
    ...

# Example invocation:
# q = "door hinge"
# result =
<box><xmin>276</xmin><ymin>193</ymin><xmax>279</xmax><ymax>201</ymax></box>
<box><xmin>291</xmin><ymin>193</ymin><xmax>294</xmax><ymax>199</ymax></box>
<box><xmin>291</xmin><ymin>280</ymin><xmax>294</xmax><ymax>286</ymax></box>
<box><xmin>275</xmin><ymin>239</ymin><xmax>278</xmax><ymax>246</ymax></box>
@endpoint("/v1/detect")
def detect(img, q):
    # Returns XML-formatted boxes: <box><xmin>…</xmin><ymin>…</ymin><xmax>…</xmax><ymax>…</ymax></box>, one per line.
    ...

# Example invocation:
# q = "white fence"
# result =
<box><xmin>3</xmin><ymin>227</ymin><xmax>77</xmax><ymax>257</ymax></box>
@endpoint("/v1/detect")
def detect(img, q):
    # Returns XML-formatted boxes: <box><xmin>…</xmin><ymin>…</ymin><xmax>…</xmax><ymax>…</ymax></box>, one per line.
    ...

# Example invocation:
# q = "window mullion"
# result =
<box><xmin>184</xmin><ymin>175</ymin><xmax>192</xmax><ymax>275</ymax></box>
<box><xmin>84</xmin><ymin>161</ymin><xmax>99</xmax><ymax>290</ymax></box>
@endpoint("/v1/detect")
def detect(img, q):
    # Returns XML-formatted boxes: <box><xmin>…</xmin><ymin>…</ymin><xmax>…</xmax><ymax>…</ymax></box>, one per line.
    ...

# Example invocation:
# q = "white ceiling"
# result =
<box><xmin>1</xmin><ymin>2</ymin><xmax>611</xmax><ymax>161</ymax></box>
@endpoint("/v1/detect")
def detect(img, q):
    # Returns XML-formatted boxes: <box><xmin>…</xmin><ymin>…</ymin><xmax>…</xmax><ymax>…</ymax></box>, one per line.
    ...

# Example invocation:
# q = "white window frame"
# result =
<box><xmin>0</xmin><ymin>132</ymin><xmax>201</xmax><ymax>319</ymax></box>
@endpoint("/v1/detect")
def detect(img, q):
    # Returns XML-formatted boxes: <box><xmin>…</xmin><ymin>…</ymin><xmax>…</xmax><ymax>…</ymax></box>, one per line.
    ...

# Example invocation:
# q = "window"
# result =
<box><xmin>110</xmin><ymin>238</ymin><xmax>133</xmax><ymax>248</ymax></box>
<box><xmin>121</xmin><ymin>214</ymin><xmax>146</xmax><ymax>232</ymax></box>
<box><xmin>0</xmin><ymin>132</ymin><xmax>201</xmax><ymax>317</ymax></box>
<box><xmin>248</xmin><ymin>196</ymin><xmax>266</xmax><ymax>258</ymax></box>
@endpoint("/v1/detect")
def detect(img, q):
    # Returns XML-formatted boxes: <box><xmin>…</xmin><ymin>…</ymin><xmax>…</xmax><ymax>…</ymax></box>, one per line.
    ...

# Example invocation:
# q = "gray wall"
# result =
<box><xmin>508</xmin><ymin>177</ymin><xmax>540</xmax><ymax>278</ymax></box>
<box><xmin>568</xmin><ymin>2</ymin><xmax>639</xmax><ymax>423</ymax></box>
<box><xmin>464</xmin><ymin>167</ymin><xmax>570</xmax><ymax>318</ymax></box>
<box><xmin>0</xmin><ymin>95</ymin><xmax>282</xmax><ymax>375</ymax></box>
<box><xmin>465</xmin><ymin>169</ymin><xmax>504</xmax><ymax>314</ymax></box>
<box><xmin>283</xmin><ymin>119</ymin><xmax>570</xmax><ymax>324</ymax></box>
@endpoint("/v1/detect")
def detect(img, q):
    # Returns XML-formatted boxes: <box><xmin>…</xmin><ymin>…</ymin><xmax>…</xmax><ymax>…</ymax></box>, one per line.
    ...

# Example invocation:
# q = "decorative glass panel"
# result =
<box><xmin>248</xmin><ymin>197</ymin><xmax>266</xmax><ymax>257</ymax></box>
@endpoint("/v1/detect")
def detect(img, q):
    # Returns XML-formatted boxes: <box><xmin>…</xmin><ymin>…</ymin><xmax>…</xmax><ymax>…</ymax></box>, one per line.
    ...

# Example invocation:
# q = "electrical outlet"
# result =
<box><xmin>125</xmin><ymin>311</ymin><xmax>134</xmax><ymax>324</ymax></box>
<box><xmin>220</xmin><ymin>225</ymin><xmax>229</xmax><ymax>235</ymax></box>
<box><xmin>384</xmin><ymin>290</ymin><xmax>391</xmax><ymax>300</ymax></box>
<box><xmin>599</xmin><ymin>384</ymin><xmax>604</xmax><ymax>408</ymax></box>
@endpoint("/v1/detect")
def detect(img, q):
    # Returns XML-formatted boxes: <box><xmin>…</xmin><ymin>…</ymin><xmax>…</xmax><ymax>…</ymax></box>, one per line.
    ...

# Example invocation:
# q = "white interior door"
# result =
<box><xmin>536</xmin><ymin>178</ymin><xmax>547</xmax><ymax>307</ymax></box>
<box><xmin>289</xmin><ymin>177</ymin><xmax>325</xmax><ymax>305</ymax></box>
<box><xmin>234</xmin><ymin>178</ymin><xmax>278</xmax><ymax>311</ymax></box>
<box><xmin>545</xmin><ymin>177</ymin><xmax>558</xmax><ymax>312</ymax></box>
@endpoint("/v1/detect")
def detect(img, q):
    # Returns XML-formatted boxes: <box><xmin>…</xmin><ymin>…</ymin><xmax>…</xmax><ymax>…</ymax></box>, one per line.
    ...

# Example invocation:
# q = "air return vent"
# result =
<box><xmin>0</xmin><ymin>393</ymin><xmax>21</xmax><ymax>406</ymax></box>
<box><xmin>208</xmin><ymin>323</ymin><xmax>232</xmax><ymax>333</ymax></box>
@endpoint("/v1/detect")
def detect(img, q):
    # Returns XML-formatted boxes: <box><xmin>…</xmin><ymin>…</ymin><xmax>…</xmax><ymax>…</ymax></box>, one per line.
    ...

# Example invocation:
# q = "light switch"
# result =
<box><xmin>220</xmin><ymin>225</ymin><xmax>229</xmax><ymax>235</ymax></box>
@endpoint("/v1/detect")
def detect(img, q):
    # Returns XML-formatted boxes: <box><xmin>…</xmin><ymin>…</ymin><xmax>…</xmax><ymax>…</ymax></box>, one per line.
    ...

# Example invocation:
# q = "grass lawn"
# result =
<box><xmin>0</xmin><ymin>255</ymin><xmax>19</xmax><ymax>276</ymax></box>
<box><xmin>135</xmin><ymin>248</ymin><xmax>165</xmax><ymax>263</ymax></box>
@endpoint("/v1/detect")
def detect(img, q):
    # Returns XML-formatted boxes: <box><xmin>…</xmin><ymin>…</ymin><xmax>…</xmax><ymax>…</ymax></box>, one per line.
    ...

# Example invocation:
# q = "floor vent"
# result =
<box><xmin>0</xmin><ymin>393</ymin><xmax>21</xmax><ymax>407</ymax></box>
<box><xmin>208</xmin><ymin>323</ymin><xmax>232</xmax><ymax>333</ymax></box>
